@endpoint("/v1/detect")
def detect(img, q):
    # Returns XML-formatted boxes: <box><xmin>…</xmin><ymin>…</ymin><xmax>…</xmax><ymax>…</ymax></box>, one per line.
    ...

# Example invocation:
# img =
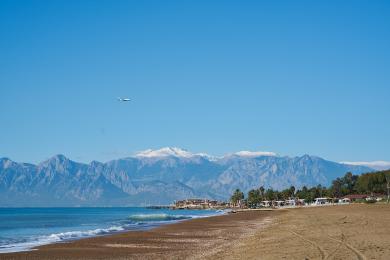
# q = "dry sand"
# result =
<box><xmin>1</xmin><ymin>204</ymin><xmax>389</xmax><ymax>260</ymax></box>
<box><xmin>212</xmin><ymin>204</ymin><xmax>390</xmax><ymax>260</ymax></box>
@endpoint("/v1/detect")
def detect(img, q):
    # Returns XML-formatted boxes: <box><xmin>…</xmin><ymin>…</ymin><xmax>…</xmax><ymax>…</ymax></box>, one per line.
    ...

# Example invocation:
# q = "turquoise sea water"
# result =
<box><xmin>0</xmin><ymin>207</ymin><xmax>223</xmax><ymax>253</ymax></box>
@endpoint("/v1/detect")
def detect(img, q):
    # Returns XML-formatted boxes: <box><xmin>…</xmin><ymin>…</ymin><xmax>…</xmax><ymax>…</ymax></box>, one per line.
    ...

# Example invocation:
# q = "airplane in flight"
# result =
<box><xmin>117</xmin><ymin>97</ymin><xmax>131</xmax><ymax>102</ymax></box>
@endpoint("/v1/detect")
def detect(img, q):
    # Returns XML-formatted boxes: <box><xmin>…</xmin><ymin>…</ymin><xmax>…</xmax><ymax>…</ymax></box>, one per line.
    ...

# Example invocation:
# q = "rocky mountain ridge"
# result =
<box><xmin>0</xmin><ymin>148</ymin><xmax>372</xmax><ymax>206</ymax></box>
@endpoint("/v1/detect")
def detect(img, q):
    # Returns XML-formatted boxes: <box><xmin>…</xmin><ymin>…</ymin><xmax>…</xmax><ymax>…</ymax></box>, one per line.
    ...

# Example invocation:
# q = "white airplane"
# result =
<box><xmin>117</xmin><ymin>97</ymin><xmax>131</xmax><ymax>102</ymax></box>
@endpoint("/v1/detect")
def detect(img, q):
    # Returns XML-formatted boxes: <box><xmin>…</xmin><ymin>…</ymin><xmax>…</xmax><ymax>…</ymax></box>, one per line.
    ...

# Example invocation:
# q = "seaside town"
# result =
<box><xmin>171</xmin><ymin>171</ymin><xmax>390</xmax><ymax>210</ymax></box>
<box><xmin>171</xmin><ymin>194</ymin><xmax>386</xmax><ymax>210</ymax></box>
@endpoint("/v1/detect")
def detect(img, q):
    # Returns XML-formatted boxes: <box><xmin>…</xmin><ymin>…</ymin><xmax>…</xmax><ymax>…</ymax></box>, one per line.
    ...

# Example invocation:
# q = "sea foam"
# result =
<box><xmin>0</xmin><ymin>225</ymin><xmax>125</xmax><ymax>253</ymax></box>
<box><xmin>0</xmin><ymin>208</ymin><xmax>226</xmax><ymax>254</ymax></box>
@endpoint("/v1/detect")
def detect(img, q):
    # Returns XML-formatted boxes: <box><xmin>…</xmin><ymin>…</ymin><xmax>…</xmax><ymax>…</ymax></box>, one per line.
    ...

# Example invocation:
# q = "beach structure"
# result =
<box><xmin>284</xmin><ymin>199</ymin><xmax>296</xmax><ymax>206</ymax></box>
<box><xmin>174</xmin><ymin>199</ymin><xmax>226</xmax><ymax>209</ymax></box>
<box><xmin>258</xmin><ymin>198</ymin><xmax>306</xmax><ymax>208</ymax></box>
<box><xmin>261</xmin><ymin>200</ymin><xmax>272</xmax><ymax>207</ymax></box>
<box><xmin>274</xmin><ymin>200</ymin><xmax>285</xmax><ymax>207</ymax></box>
<box><xmin>314</xmin><ymin>197</ymin><xmax>332</xmax><ymax>205</ymax></box>
<box><xmin>231</xmin><ymin>199</ymin><xmax>245</xmax><ymax>208</ymax></box>
<box><xmin>342</xmin><ymin>194</ymin><xmax>368</xmax><ymax>202</ymax></box>
<box><xmin>365</xmin><ymin>195</ymin><xmax>384</xmax><ymax>202</ymax></box>
<box><xmin>338</xmin><ymin>198</ymin><xmax>351</xmax><ymax>204</ymax></box>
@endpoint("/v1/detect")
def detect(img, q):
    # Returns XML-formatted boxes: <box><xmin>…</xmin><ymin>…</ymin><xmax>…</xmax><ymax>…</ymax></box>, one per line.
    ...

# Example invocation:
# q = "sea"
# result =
<box><xmin>0</xmin><ymin>207</ymin><xmax>224</xmax><ymax>253</ymax></box>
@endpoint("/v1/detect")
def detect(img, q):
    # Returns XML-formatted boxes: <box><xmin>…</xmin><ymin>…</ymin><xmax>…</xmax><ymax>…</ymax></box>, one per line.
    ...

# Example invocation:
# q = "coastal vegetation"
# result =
<box><xmin>230</xmin><ymin>189</ymin><xmax>245</xmax><ymax>207</ymax></box>
<box><xmin>234</xmin><ymin>170</ymin><xmax>390</xmax><ymax>206</ymax></box>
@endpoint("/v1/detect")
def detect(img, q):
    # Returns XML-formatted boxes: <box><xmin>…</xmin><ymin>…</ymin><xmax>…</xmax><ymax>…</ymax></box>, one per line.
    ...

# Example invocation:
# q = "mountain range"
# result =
<box><xmin>0</xmin><ymin>147</ymin><xmax>373</xmax><ymax>206</ymax></box>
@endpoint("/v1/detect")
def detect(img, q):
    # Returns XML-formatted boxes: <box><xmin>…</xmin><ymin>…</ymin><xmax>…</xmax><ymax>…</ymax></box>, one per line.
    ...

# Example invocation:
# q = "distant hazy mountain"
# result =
<box><xmin>0</xmin><ymin>148</ymin><xmax>372</xmax><ymax>206</ymax></box>
<box><xmin>340</xmin><ymin>161</ymin><xmax>390</xmax><ymax>171</ymax></box>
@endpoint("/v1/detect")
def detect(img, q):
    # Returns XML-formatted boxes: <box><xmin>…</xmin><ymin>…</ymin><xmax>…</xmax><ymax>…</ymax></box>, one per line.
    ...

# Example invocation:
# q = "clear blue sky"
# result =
<box><xmin>1</xmin><ymin>0</ymin><xmax>389</xmax><ymax>164</ymax></box>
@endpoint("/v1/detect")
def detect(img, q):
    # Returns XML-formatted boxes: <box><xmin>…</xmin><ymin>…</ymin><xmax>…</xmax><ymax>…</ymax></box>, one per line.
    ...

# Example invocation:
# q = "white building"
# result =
<box><xmin>314</xmin><ymin>197</ymin><xmax>331</xmax><ymax>205</ymax></box>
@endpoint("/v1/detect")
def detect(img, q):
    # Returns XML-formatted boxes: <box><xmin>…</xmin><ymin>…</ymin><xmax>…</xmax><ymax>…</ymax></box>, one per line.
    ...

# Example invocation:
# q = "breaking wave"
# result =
<box><xmin>0</xmin><ymin>209</ymin><xmax>226</xmax><ymax>254</ymax></box>
<box><xmin>0</xmin><ymin>226</ymin><xmax>125</xmax><ymax>253</ymax></box>
<box><xmin>127</xmin><ymin>213</ymin><xmax>193</xmax><ymax>222</ymax></box>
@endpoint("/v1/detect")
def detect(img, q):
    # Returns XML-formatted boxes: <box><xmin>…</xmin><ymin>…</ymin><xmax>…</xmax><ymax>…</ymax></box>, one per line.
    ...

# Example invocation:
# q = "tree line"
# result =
<box><xmin>230</xmin><ymin>170</ymin><xmax>390</xmax><ymax>207</ymax></box>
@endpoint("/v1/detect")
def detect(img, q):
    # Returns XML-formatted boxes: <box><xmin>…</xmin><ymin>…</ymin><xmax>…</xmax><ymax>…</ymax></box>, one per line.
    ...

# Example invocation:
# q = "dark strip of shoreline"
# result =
<box><xmin>0</xmin><ymin>210</ymin><xmax>279</xmax><ymax>260</ymax></box>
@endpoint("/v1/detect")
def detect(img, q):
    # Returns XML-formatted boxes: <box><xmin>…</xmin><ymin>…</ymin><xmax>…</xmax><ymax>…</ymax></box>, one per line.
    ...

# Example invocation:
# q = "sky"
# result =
<box><xmin>1</xmin><ymin>0</ymin><xmax>389</xmax><ymax>164</ymax></box>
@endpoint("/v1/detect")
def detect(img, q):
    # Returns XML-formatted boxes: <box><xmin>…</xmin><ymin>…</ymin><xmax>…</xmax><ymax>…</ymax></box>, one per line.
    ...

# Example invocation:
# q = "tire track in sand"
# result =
<box><xmin>329</xmin><ymin>215</ymin><xmax>367</xmax><ymax>260</ymax></box>
<box><xmin>289</xmin><ymin>212</ymin><xmax>367</xmax><ymax>260</ymax></box>
<box><xmin>327</xmin><ymin>233</ymin><xmax>366</xmax><ymax>260</ymax></box>
<box><xmin>323</xmin><ymin>215</ymin><xmax>347</xmax><ymax>259</ymax></box>
<box><xmin>314</xmin><ymin>214</ymin><xmax>366</xmax><ymax>260</ymax></box>
<box><xmin>289</xmin><ymin>230</ymin><xmax>326</xmax><ymax>260</ymax></box>
<box><xmin>324</xmin><ymin>233</ymin><xmax>344</xmax><ymax>260</ymax></box>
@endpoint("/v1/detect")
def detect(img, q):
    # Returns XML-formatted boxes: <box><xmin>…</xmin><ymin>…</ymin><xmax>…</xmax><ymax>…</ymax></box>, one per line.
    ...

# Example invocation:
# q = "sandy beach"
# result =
<box><xmin>2</xmin><ymin>204</ymin><xmax>390</xmax><ymax>260</ymax></box>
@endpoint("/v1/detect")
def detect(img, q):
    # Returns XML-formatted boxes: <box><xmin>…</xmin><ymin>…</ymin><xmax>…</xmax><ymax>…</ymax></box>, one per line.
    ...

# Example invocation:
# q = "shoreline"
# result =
<box><xmin>0</xmin><ymin>209</ymin><xmax>279</xmax><ymax>259</ymax></box>
<box><xmin>0</xmin><ymin>208</ymin><xmax>227</xmax><ymax>254</ymax></box>
<box><xmin>1</xmin><ymin>204</ymin><xmax>389</xmax><ymax>259</ymax></box>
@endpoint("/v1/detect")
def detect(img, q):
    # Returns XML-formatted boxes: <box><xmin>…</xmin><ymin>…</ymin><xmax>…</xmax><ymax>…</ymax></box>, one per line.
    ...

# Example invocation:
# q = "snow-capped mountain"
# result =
<box><xmin>135</xmin><ymin>147</ymin><xmax>209</xmax><ymax>158</ymax></box>
<box><xmin>0</xmin><ymin>148</ymin><xmax>373</xmax><ymax>206</ymax></box>
<box><xmin>340</xmin><ymin>161</ymin><xmax>390</xmax><ymax>171</ymax></box>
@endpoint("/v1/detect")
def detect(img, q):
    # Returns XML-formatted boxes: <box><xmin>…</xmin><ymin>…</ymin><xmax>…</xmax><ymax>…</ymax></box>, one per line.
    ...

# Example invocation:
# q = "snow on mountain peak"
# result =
<box><xmin>135</xmin><ymin>147</ymin><xmax>209</xmax><ymax>158</ymax></box>
<box><xmin>134</xmin><ymin>147</ymin><xmax>277</xmax><ymax>159</ymax></box>
<box><xmin>340</xmin><ymin>161</ymin><xmax>390</xmax><ymax>171</ymax></box>
<box><xmin>233</xmin><ymin>151</ymin><xmax>277</xmax><ymax>157</ymax></box>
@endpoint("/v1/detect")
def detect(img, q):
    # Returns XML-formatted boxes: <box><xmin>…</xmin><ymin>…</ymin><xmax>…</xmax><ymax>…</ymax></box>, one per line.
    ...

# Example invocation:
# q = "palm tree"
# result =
<box><xmin>230</xmin><ymin>189</ymin><xmax>244</xmax><ymax>207</ymax></box>
<box><xmin>385</xmin><ymin>172</ymin><xmax>390</xmax><ymax>204</ymax></box>
<box><xmin>259</xmin><ymin>186</ymin><xmax>265</xmax><ymax>200</ymax></box>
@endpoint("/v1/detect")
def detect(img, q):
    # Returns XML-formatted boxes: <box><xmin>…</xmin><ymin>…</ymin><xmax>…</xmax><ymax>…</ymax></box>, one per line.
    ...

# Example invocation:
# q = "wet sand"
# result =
<box><xmin>2</xmin><ymin>204</ymin><xmax>390</xmax><ymax>260</ymax></box>
<box><xmin>1</xmin><ymin>210</ymin><xmax>277</xmax><ymax>260</ymax></box>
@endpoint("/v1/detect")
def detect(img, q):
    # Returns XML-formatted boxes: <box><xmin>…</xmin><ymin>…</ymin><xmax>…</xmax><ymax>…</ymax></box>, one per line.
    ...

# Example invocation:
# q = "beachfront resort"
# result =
<box><xmin>171</xmin><ymin>193</ymin><xmax>386</xmax><ymax>210</ymax></box>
